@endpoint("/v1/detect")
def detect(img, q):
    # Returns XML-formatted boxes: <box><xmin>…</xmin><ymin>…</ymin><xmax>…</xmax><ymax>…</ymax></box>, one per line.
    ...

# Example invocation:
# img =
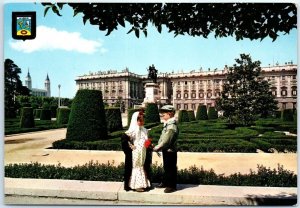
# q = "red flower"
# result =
<box><xmin>144</xmin><ymin>138</ymin><xmax>152</xmax><ymax>148</ymax></box>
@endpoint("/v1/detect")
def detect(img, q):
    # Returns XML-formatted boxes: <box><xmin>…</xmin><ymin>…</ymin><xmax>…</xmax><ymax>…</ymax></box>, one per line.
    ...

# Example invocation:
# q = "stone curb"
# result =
<box><xmin>4</xmin><ymin>178</ymin><xmax>297</xmax><ymax>205</ymax></box>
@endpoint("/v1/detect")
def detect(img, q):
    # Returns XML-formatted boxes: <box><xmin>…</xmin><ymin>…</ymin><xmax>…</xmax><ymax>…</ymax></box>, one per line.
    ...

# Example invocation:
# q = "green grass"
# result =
<box><xmin>5</xmin><ymin>117</ymin><xmax>297</xmax><ymax>153</ymax></box>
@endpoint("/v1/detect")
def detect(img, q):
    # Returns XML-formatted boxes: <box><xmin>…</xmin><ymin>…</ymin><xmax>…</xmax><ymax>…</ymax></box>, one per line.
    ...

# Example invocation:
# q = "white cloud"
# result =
<box><xmin>9</xmin><ymin>25</ymin><xmax>106</xmax><ymax>54</ymax></box>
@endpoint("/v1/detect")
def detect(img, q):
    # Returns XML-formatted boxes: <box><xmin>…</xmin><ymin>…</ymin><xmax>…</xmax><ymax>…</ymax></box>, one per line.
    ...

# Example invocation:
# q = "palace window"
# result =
<box><xmin>207</xmin><ymin>92</ymin><xmax>212</xmax><ymax>98</ymax></box>
<box><xmin>184</xmin><ymin>104</ymin><xmax>188</xmax><ymax>110</ymax></box>
<box><xmin>282</xmin><ymin>103</ymin><xmax>286</xmax><ymax>109</ymax></box>
<box><xmin>199</xmin><ymin>93</ymin><xmax>204</xmax><ymax>98</ymax></box>
<box><xmin>281</xmin><ymin>89</ymin><xmax>287</xmax><ymax>96</ymax></box>
<box><xmin>192</xmin><ymin>93</ymin><xmax>196</xmax><ymax>98</ymax></box>
<box><xmin>177</xmin><ymin>94</ymin><xmax>181</xmax><ymax>98</ymax></box>
<box><xmin>192</xmin><ymin>104</ymin><xmax>195</xmax><ymax>110</ymax></box>
<box><xmin>292</xmin><ymin>89</ymin><xmax>297</xmax><ymax>96</ymax></box>
<box><xmin>176</xmin><ymin>104</ymin><xmax>181</xmax><ymax>110</ymax></box>
<box><xmin>184</xmin><ymin>93</ymin><xmax>188</xmax><ymax>98</ymax></box>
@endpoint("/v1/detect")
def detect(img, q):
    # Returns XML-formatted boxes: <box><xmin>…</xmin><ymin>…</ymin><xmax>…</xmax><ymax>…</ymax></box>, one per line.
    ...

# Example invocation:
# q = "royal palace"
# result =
<box><xmin>75</xmin><ymin>63</ymin><xmax>297</xmax><ymax>111</ymax></box>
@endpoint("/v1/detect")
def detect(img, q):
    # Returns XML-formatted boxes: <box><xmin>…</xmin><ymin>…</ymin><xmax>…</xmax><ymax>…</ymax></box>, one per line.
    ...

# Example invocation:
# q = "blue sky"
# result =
<box><xmin>4</xmin><ymin>2</ymin><xmax>298</xmax><ymax>98</ymax></box>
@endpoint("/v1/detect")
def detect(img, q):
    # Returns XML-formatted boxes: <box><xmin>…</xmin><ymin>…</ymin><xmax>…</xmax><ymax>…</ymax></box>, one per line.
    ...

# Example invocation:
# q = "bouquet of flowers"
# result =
<box><xmin>144</xmin><ymin>138</ymin><xmax>161</xmax><ymax>157</ymax></box>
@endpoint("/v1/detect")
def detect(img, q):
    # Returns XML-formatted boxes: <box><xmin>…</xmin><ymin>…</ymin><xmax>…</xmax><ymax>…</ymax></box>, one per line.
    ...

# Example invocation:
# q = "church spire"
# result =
<box><xmin>44</xmin><ymin>73</ymin><xmax>51</xmax><ymax>97</ymax></box>
<box><xmin>26</xmin><ymin>68</ymin><xmax>31</xmax><ymax>78</ymax></box>
<box><xmin>46</xmin><ymin>73</ymin><xmax>50</xmax><ymax>81</ymax></box>
<box><xmin>25</xmin><ymin>68</ymin><xmax>32</xmax><ymax>90</ymax></box>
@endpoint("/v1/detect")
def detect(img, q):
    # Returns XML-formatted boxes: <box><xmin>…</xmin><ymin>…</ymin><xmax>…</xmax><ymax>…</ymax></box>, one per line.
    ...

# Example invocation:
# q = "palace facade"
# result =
<box><xmin>75</xmin><ymin>64</ymin><xmax>297</xmax><ymax>111</ymax></box>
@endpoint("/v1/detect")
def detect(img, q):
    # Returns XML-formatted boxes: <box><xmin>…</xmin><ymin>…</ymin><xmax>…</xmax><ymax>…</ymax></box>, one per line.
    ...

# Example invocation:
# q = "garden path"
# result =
<box><xmin>4</xmin><ymin>128</ymin><xmax>297</xmax><ymax>176</ymax></box>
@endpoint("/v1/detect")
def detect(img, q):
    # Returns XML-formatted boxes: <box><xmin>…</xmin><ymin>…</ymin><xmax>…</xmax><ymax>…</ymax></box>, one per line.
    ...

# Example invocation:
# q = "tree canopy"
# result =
<box><xmin>5</xmin><ymin>59</ymin><xmax>30</xmax><ymax>118</ymax></box>
<box><xmin>42</xmin><ymin>3</ymin><xmax>296</xmax><ymax>41</ymax></box>
<box><xmin>215</xmin><ymin>54</ymin><xmax>278</xmax><ymax>126</ymax></box>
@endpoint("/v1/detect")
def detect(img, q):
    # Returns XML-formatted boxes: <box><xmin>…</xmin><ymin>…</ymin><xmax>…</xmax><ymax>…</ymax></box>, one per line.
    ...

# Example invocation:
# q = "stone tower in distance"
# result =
<box><xmin>25</xmin><ymin>69</ymin><xmax>32</xmax><ymax>90</ymax></box>
<box><xmin>45</xmin><ymin>73</ymin><xmax>51</xmax><ymax>97</ymax></box>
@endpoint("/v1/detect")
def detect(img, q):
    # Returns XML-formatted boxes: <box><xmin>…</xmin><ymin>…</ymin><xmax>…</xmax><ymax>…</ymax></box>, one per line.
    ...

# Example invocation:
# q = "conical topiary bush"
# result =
<box><xmin>178</xmin><ymin>110</ymin><xmax>190</xmax><ymax>123</ymax></box>
<box><xmin>144</xmin><ymin>103</ymin><xmax>160</xmax><ymax>124</ymax></box>
<box><xmin>20</xmin><ymin>107</ymin><xmax>35</xmax><ymax>128</ymax></box>
<box><xmin>66</xmin><ymin>89</ymin><xmax>108</xmax><ymax>141</ymax></box>
<box><xmin>187</xmin><ymin>110</ymin><xmax>196</xmax><ymax>121</ymax></box>
<box><xmin>208</xmin><ymin>107</ymin><xmax>218</xmax><ymax>120</ymax></box>
<box><xmin>196</xmin><ymin>105</ymin><xmax>208</xmax><ymax>120</ymax></box>
<box><xmin>56</xmin><ymin>107</ymin><xmax>71</xmax><ymax>125</ymax></box>
<box><xmin>105</xmin><ymin>107</ymin><xmax>123</xmax><ymax>132</ymax></box>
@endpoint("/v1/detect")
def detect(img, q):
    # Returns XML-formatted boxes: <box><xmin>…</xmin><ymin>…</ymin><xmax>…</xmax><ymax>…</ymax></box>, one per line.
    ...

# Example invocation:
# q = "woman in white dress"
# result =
<box><xmin>125</xmin><ymin>111</ymin><xmax>151</xmax><ymax>192</ymax></box>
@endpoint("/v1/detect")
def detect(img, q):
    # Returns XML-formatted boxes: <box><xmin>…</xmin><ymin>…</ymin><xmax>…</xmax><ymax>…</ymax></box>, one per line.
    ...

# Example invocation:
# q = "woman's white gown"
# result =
<box><xmin>129</xmin><ymin>128</ymin><xmax>151</xmax><ymax>189</ymax></box>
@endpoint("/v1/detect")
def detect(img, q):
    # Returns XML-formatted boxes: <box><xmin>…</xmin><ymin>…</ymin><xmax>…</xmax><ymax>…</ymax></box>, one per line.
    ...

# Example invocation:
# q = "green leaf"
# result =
<box><xmin>143</xmin><ymin>29</ymin><xmax>147</xmax><ymax>37</ymax></box>
<box><xmin>52</xmin><ymin>5</ymin><xmax>62</xmax><ymax>16</ymax></box>
<box><xmin>135</xmin><ymin>28</ymin><xmax>140</xmax><ymax>38</ymax></box>
<box><xmin>44</xmin><ymin>7</ymin><xmax>50</xmax><ymax>17</ymax></box>
<box><xmin>157</xmin><ymin>24</ymin><xmax>162</xmax><ymax>33</ymax></box>
<box><xmin>73</xmin><ymin>9</ymin><xmax>80</xmax><ymax>17</ymax></box>
<box><xmin>127</xmin><ymin>27</ymin><xmax>134</xmax><ymax>34</ymax></box>
<box><xmin>117</xmin><ymin>17</ymin><xmax>125</xmax><ymax>27</ymax></box>
<box><xmin>83</xmin><ymin>16</ymin><xmax>89</xmax><ymax>25</ymax></box>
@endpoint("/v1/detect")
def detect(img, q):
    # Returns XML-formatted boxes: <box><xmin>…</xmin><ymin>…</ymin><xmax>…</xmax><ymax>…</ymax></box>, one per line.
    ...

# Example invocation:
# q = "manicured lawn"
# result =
<box><xmin>51</xmin><ymin>118</ymin><xmax>297</xmax><ymax>153</ymax></box>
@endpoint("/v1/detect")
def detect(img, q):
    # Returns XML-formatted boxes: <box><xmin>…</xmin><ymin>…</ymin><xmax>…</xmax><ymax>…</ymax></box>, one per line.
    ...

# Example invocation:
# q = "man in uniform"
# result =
<box><xmin>153</xmin><ymin>105</ymin><xmax>179</xmax><ymax>193</ymax></box>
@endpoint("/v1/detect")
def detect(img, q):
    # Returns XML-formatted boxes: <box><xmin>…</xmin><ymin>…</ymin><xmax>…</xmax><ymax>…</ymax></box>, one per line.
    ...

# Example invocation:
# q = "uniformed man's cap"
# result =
<box><xmin>159</xmin><ymin>105</ymin><xmax>175</xmax><ymax>112</ymax></box>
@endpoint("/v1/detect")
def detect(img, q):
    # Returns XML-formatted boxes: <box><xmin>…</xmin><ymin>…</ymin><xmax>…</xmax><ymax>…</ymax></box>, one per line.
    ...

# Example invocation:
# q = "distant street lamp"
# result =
<box><xmin>58</xmin><ymin>84</ymin><xmax>61</xmax><ymax>107</ymax></box>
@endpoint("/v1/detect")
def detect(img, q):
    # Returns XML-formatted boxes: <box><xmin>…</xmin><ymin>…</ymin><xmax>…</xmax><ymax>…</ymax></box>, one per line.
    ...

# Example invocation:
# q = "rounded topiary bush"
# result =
<box><xmin>208</xmin><ymin>107</ymin><xmax>218</xmax><ymax>120</ymax></box>
<box><xmin>40</xmin><ymin>109</ymin><xmax>52</xmax><ymax>120</ymax></box>
<box><xmin>57</xmin><ymin>107</ymin><xmax>71</xmax><ymax>125</ymax></box>
<box><xmin>105</xmin><ymin>107</ymin><xmax>123</xmax><ymax>132</ymax></box>
<box><xmin>127</xmin><ymin>108</ymin><xmax>140</xmax><ymax>127</ymax></box>
<box><xmin>187</xmin><ymin>110</ymin><xmax>196</xmax><ymax>121</ymax></box>
<box><xmin>20</xmin><ymin>107</ymin><xmax>35</xmax><ymax>128</ymax></box>
<box><xmin>66</xmin><ymin>89</ymin><xmax>108</xmax><ymax>141</ymax></box>
<box><xmin>145</xmin><ymin>103</ymin><xmax>160</xmax><ymax>124</ymax></box>
<box><xmin>196</xmin><ymin>105</ymin><xmax>208</xmax><ymax>120</ymax></box>
<box><xmin>178</xmin><ymin>110</ymin><xmax>190</xmax><ymax>123</ymax></box>
<box><xmin>281</xmin><ymin>109</ymin><xmax>294</xmax><ymax>121</ymax></box>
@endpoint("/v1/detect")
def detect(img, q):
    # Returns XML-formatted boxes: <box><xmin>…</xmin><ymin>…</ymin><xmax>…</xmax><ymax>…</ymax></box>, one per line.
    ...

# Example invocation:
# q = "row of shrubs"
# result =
<box><xmin>5</xmin><ymin>162</ymin><xmax>296</xmax><ymax>187</ymax></box>
<box><xmin>19</xmin><ymin>107</ymin><xmax>71</xmax><ymax>128</ymax></box>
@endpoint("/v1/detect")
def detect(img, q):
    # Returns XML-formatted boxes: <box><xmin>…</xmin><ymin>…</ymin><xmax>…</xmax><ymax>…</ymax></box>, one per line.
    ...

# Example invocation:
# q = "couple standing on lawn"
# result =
<box><xmin>121</xmin><ymin>105</ymin><xmax>179</xmax><ymax>193</ymax></box>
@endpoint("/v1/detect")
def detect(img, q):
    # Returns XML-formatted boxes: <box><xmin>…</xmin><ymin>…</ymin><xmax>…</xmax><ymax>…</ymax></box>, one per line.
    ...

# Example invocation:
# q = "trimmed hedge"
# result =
<box><xmin>281</xmin><ymin>109</ymin><xmax>294</xmax><ymax>121</ymax></box>
<box><xmin>187</xmin><ymin>110</ymin><xmax>196</xmax><ymax>121</ymax></box>
<box><xmin>35</xmin><ymin>109</ymin><xmax>42</xmax><ymax>119</ymax></box>
<box><xmin>105</xmin><ymin>107</ymin><xmax>123</xmax><ymax>132</ymax></box>
<box><xmin>19</xmin><ymin>107</ymin><xmax>35</xmax><ymax>128</ymax></box>
<box><xmin>145</xmin><ymin>103</ymin><xmax>160</xmax><ymax>124</ymax></box>
<box><xmin>5</xmin><ymin>162</ymin><xmax>297</xmax><ymax>187</ymax></box>
<box><xmin>66</xmin><ymin>89</ymin><xmax>108</xmax><ymax>141</ymax></box>
<box><xmin>178</xmin><ymin>110</ymin><xmax>190</xmax><ymax>123</ymax></box>
<box><xmin>196</xmin><ymin>105</ymin><xmax>208</xmax><ymax>120</ymax></box>
<box><xmin>208</xmin><ymin>107</ymin><xmax>218</xmax><ymax>120</ymax></box>
<box><xmin>56</xmin><ymin>107</ymin><xmax>71</xmax><ymax>125</ymax></box>
<box><xmin>50</xmin><ymin>105</ymin><xmax>58</xmax><ymax>118</ymax></box>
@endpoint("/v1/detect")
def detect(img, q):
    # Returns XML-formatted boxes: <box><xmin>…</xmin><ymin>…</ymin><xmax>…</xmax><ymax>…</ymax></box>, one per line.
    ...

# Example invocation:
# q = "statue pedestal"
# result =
<box><xmin>142</xmin><ymin>83</ymin><xmax>159</xmax><ymax>106</ymax></box>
